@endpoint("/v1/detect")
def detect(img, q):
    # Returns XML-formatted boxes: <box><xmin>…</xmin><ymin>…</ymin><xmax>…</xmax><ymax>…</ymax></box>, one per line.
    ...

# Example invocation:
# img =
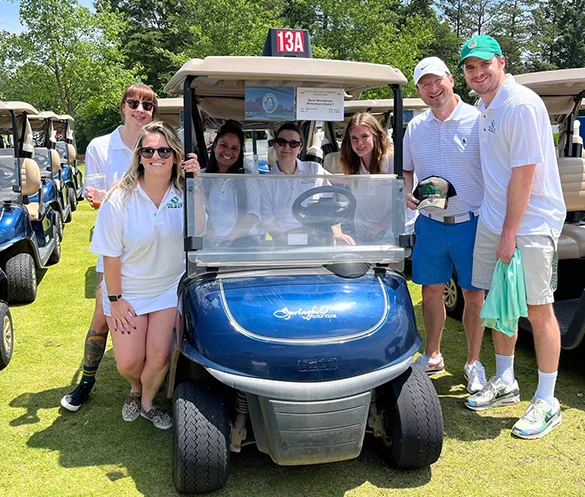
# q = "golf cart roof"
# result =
<box><xmin>57</xmin><ymin>114</ymin><xmax>74</xmax><ymax>122</ymax></box>
<box><xmin>164</xmin><ymin>56</ymin><xmax>407</xmax><ymax>97</ymax></box>
<box><xmin>0</xmin><ymin>101</ymin><xmax>39</xmax><ymax>116</ymax></box>
<box><xmin>343</xmin><ymin>98</ymin><xmax>427</xmax><ymax>113</ymax></box>
<box><xmin>157</xmin><ymin>98</ymin><xmax>183</xmax><ymax>128</ymax></box>
<box><xmin>514</xmin><ymin>68</ymin><xmax>585</xmax><ymax>116</ymax></box>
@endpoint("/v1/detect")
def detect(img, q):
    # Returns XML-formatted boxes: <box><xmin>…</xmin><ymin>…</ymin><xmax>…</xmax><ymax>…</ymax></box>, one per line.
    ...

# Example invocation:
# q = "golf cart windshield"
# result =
<box><xmin>0</xmin><ymin>155</ymin><xmax>19</xmax><ymax>199</ymax></box>
<box><xmin>186</xmin><ymin>172</ymin><xmax>407</xmax><ymax>271</ymax></box>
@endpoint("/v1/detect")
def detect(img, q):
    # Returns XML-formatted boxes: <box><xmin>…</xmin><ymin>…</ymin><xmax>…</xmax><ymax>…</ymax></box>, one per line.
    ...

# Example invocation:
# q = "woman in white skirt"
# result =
<box><xmin>90</xmin><ymin>121</ymin><xmax>203</xmax><ymax>429</ymax></box>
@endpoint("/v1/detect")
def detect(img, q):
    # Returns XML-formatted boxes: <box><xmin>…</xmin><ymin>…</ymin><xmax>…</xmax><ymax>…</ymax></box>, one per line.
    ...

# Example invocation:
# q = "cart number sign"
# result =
<box><xmin>276</xmin><ymin>30</ymin><xmax>305</xmax><ymax>53</ymax></box>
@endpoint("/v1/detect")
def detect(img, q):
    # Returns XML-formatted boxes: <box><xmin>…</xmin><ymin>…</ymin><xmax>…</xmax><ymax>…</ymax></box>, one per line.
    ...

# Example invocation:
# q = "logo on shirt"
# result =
<box><xmin>488</xmin><ymin>120</ymin><xmax>496</xmax><ymax>134</ymax></box>
<box><xmin>166</xmin><ymin>195</ymin><xmax>183</xmax><ymax>209</ymax></box>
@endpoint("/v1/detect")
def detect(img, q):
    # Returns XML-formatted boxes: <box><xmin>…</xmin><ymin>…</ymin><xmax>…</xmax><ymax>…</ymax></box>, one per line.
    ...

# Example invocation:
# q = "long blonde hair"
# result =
<box><xmin>113</xmin><ymin>121</ymin><xmax>184</xmax><ymax>196</ymax></box>
<box><xmin>339</xmin><ymin>112</ymin><xmax>392</xmax><ymax>175</ymax></box>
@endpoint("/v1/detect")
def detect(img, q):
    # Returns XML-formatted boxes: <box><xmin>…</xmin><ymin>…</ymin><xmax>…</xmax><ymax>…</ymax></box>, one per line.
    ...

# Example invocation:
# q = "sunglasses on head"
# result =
<box><xmin>125</xmin><ymin>99</ymin><xmax>154</xmax><ymax>112</ymax></box>
<box><xmin>275</xmin><ymin>137</ymin><xmax>302</xmax><ymax>149</ymax></box>
<box><xmin>139</xmin><ymin>147</ymin><xmax>172</xmax><ymax>159</ymax></box>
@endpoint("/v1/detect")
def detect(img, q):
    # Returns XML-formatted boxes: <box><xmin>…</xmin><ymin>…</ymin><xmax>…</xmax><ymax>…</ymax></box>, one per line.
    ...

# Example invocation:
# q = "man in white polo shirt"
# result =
<box><xmin>460</xmin><ymin>35</ymin><xmax>566</xmax><ymax>439</ymax></box>
<box><xmin>404</xmin><ymin>57</ymin><xmax>486</xmax><ymax>395</ymax></box>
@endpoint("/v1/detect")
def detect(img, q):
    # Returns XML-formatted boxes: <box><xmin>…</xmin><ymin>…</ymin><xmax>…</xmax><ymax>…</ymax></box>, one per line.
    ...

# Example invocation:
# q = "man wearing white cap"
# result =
<box><xmin>404</xmin><ymin>56</ymin><xmax>487</xmax><ymax>394</ymax></box>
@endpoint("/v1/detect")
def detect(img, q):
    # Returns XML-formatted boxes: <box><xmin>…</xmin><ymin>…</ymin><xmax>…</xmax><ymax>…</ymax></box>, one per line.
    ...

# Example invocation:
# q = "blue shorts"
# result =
<box><xmin>412</xmin><ymin>214</ymin><xmax>480</xmax><ymax>290</ymax></box>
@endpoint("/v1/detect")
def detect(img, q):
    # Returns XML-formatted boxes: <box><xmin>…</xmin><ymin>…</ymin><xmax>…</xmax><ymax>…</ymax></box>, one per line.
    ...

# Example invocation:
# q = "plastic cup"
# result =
<box><xmin>85</xmin><ymin>173</ymin><xmax>106</xmax><ymax>208</ymax></box>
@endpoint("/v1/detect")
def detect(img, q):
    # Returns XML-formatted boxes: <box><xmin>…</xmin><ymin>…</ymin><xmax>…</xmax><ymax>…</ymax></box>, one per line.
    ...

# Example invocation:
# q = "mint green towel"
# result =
<box><xmin>480</xmin><ymin>249</ymin><xmax>528</xmax><ymax>336</ymax></box>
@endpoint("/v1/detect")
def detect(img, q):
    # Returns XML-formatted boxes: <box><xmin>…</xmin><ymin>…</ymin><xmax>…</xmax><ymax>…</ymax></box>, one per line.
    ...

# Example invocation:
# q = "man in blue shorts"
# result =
<box><xmin>460</xmin><ymin>35</ymin><xmax>565</xmax><ymax>438</ymax></box>
<box><xmin>404</xmin><ymin>56</ymin><xmax>487</xmax><ymax>394</ymax></box>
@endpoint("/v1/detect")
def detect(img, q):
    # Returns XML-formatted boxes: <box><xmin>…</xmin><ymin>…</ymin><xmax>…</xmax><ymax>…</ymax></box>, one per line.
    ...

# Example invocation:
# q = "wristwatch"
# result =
<box><xmin>108</xmin><ymin>294</ymin><xmax>122</xmax><ymax>302</ymax></box>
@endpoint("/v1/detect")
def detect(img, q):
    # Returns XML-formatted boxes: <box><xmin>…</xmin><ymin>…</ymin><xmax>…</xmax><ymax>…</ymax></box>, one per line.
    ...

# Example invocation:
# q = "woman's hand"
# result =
<box><xmin>182</xmin><ymin>153</ymin><xmax>201</xmax><ymax>174</ymax></box>
<box><xmin>110</xmin><ymin>298</ymin><xmax>137</xmax><ymax>334</ymax></box>
<box><xmin>333</xmin><ymin>233</ymin><xmax>356</xmax><ymax>246</ymax></box>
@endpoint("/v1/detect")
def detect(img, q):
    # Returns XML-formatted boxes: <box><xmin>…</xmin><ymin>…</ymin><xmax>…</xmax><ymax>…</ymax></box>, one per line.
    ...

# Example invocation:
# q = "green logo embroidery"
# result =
<box><xmin>488</xmin><ymin>120</ymin><xmax>496</xmax><ymax>134</ymax></box>
<box><xmin>166</xmin><ymin>196</ymin><xmax>183</xmax><ymax>209</ymax></box>
<box><xmin>422</xmin><ymin>184</ymin><xmax>441</xmax><ymax>197</ymax></box>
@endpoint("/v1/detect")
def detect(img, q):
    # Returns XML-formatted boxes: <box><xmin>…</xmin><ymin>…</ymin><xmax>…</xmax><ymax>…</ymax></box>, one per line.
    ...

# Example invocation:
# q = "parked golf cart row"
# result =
<box><xmin>443</xmin><ymin>68</ymin><xmax>585</xmax><ymax>350</ymax></box>
<box><xmin>0</xmin><ymin>101</ymin><xmax>83</xmax><ymax>369</ymax></box>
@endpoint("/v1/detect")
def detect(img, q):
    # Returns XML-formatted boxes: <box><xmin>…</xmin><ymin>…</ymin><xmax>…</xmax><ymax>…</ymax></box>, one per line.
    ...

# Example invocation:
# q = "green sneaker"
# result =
<box><xmin>512</xmin><ymin>397</ymin><xmax>562</xmax><ymax>439</ymax></box>
<box><xmin>465</xmin><ymin>376</ymin><xmax>520</xmax><ymax>411</ymax></box>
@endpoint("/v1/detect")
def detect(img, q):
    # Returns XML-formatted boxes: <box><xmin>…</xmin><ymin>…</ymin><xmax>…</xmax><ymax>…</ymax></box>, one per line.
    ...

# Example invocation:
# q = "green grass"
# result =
<box><xmin>1</xmin><ymin>188</ymin><xmax>585</xmax><ymax>496</ymax></box>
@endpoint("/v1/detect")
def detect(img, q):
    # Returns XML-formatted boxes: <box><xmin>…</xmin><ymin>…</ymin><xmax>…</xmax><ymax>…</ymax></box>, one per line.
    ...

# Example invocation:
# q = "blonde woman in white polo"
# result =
<box><xmin>90</xmin><ymin>121</ymin><xmax>203</xmax><ymax>429</ymax></box>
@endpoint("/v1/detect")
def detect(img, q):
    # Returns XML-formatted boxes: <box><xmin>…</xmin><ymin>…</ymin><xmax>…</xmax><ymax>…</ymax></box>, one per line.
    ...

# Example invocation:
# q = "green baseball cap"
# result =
<box><xmin>458</xmin><ymin>35</ymin><xmax>502</xmax><ymax>68</ymax></box>
<box><xmin>413</xmin><ymin>176</ymin><xmax>457</xmax><ymax>210</ymax></box>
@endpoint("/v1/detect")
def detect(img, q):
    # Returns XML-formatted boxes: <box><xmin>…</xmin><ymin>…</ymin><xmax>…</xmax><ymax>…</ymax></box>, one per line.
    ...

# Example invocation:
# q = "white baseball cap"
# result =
<box><xmin>413</xmin><ymin>57</ymin><xmax>451</xmax><ymax>85</ymax></box>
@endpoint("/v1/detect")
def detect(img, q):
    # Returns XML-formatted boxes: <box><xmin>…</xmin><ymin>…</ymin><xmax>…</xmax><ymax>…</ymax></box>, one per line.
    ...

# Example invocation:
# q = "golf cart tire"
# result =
<box><xmin>173</xmin><ymin>380</ymin><xmax>230</xmax><ymax>494</ymax></box>
<box><xmin>0</xmin><ymin>302</ymin><xmax>13</xmax><ymax>370</ymax></box>
<box><xmin>48</xmin><ymin>226</ymin><xmax>61</xmax><ymax>265</ymax></box>
<box><xmin>6</xmin><ymin>253</ymin><xmax>37</xmax><ymax>304</ymax></box>
<box><xmin>380</xmin><ymin>367</ymin><xmax>443</xmax><ymax>469</ymax></box>
<box><xmin>68</xmin><ymin>187</ymin><xmax>77</xmax><ymax>212</ymax></box>
<box><xmin>56</xmin><ymin>213</ymin><xmax>64</xmax><ymax>241</ymax></box>
<box><xmin>64</xmin><ymin>203</ymin><xmax>72</xmax><ymax>223</ymax></box>
<box><xmin>444</xmin><ymin>275</ymin><xmax>464</xmax><ymax>321</ymax></box>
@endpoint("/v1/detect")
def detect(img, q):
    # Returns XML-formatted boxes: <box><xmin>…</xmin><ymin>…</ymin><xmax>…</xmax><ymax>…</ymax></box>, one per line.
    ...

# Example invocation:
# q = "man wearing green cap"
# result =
<box><xmin>459</xmin><ymin>35</ymin><xmax>566</xmax><ymax>439</ymax></box>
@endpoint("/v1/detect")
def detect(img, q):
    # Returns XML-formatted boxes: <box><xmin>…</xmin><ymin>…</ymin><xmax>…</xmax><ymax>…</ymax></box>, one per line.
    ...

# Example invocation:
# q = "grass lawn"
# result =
<box><xmin>1</xmin><ymin>185</ymin><xmax>585</xmax><ymax>497</ymax></box>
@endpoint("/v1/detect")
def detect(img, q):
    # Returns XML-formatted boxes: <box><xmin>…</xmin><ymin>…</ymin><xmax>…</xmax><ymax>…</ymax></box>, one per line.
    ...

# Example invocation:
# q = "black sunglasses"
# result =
<box><xmin>125</xmin><ymin>99</ymin><xmax>155</xmax><ymax>112</ymax></box>
<box><xmin>139</xmin><ymin>147</ymin><xmax>173</xmax><ymax>159</ymax></box>
<box><xmin>275</xmin><ymin>137</ymin><xmax>302</xmax><ymax>149</ymax></box>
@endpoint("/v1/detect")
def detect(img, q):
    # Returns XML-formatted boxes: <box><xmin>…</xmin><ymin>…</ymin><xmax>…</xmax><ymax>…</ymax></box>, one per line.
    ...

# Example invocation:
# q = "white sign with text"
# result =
<box><xmin>296</xmin><ymin>88</ymin><xmax>344</xmax><ymax>121</ymax></box>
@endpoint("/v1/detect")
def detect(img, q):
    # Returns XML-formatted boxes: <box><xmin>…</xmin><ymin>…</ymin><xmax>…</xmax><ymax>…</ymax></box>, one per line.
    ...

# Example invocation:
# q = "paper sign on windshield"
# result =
<box><xmin>296</xmin><ymin>88</ymin><xmax>344</xmax><ymax>121</ymax></box>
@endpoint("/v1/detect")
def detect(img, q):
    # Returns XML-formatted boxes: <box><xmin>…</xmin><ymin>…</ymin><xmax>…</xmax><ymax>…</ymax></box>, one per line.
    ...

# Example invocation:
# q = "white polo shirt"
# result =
<box><xmin>261</xmin><ymin>159</ymin><xmax>329</xmax><ymax>233</ymax></box>
<box><xmin>84</xmin><ymin>126</ymin><xmax>132</xmax><ymax>190</ymax></box>
<box><xmin>404</xmin><ymin>96</ymin><xmax>484</xmax><ymax>218</ymax></box>
<box><xmin>477</xmin><ymin>75</ymin><xmax>565</xmax><ymax>237</ymax></box>
<box><xmin>204</xmin><ymin>173</ymin><xmax>263</xmax><ymax>239</ymax></box>
<box><xmin>90</xmin><ymin>184</ymin><xmax>184</xmax><ymax>301</ymax></box>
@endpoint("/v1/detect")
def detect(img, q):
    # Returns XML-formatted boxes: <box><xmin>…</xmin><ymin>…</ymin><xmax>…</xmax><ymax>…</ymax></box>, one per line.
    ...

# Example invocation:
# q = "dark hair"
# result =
<box><xmin>119</xmin><ymin>83</ymin><xmax>158</xmax><ymax>121</ymax></box>
<box><xmin>339</xmin><ymin>112</ymin><xmax>391</xmax><ymax>175</ymax></box>
<box><xmin>275</xmin><ymin>122</ymin><xmax>303</xmax><ymax>143</ymax></box>
<box><xmin>206</xmin><ymin>120</ymin><xmax>245</xmax><ymax>173</ymax></box>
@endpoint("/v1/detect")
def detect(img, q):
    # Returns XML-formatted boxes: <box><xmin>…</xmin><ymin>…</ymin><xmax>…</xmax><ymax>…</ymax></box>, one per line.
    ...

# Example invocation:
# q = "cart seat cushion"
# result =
<box><xmin>558</xmin><ymin>157</ymin><xmax>585</xmax><ymax>212</ymax></box>
<box><xmin>50</xmin><ymin>149</ymin><xmax>61</xmax><ymax>173</ymax></box>
<box><xmin>557</xmin><ymin>231</ymin><xmax>580</xmax><ymax>260</ymax></box>
<box><xmin>26</xmin><ymin>202</ymin><xmax>40</xmax><ymax>221</ymax></box>
<box><xmin>323</xmin><ymin>151</ymin><xmax>341</xmax><ymax>174</ymax></box>
<box><xmin>561</xmin><ymin>224</ymin><xmax>585</xmax><ymax>259</ymax></box>
<box><xmin>21</xmin><ymin>158</ymin><xmax>42</xmax><ymax>196</ymax></box>
<box><xmin>67</xmin><ymin>144</ymin><xmax>76</xmax><ymax>165</ymax></box>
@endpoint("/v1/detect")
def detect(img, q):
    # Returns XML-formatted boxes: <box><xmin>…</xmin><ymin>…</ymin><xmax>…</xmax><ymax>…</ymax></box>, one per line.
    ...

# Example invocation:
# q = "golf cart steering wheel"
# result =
<box><xmin>292</xmin><ymin>185</ymin><xmax>356</xmax><ymax>229</ymax></box>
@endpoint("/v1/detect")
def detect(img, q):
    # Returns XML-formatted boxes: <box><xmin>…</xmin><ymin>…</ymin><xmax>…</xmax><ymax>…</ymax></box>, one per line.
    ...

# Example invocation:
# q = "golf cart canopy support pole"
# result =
<box><xmin>391</xmin><ymin>84</ymin><xmax>403</xmax><ymax>177</ymax></box>
<box><xmin>183</xmin><ymin>75</ymin><xmax>203</xmax><ymax>254</ymax></box>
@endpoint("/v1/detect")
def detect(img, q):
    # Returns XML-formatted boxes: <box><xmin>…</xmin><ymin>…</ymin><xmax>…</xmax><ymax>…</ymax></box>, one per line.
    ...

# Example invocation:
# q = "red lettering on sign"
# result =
<box><xmin>276</xmin><ymin>30</ymin><xmax>305</xmax><ymax>53</ymax></box>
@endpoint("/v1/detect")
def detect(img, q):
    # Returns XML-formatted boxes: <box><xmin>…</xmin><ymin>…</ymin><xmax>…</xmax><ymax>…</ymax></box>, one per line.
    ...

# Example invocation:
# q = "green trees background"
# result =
<box><xmin>1</xmin><ymin>0</ymin><xmax>584</xmax><ymax>150</ymax></box>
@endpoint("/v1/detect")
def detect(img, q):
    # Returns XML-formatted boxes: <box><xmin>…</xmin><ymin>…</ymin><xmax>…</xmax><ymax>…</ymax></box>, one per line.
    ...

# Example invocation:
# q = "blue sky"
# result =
<box><xmin>0</xmin><ymin>0</ymin><xmax>94</xmax><ymax>34</ymax></box>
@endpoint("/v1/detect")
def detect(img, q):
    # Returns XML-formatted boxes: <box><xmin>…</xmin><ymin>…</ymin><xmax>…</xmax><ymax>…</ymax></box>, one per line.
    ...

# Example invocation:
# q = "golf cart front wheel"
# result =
<box><xmin>5</xmin><ymin>253</ymin><xmax>37</xmax><ymax>304</ymax></box>
<box><xmin>48</xmin><ymin>226</ymin><xmax>62</xmax><ymax>265</ymax></box>
<box><xmin>0</xmin><ymin>302</ymin><xmax>13</xmax><ymax>370</ymax></box>
<box><xmin>68</xmin><ymin>187</ymin><xmax>77</xmax><ymax>212</ymax></box>
<box><xmin>172</xmin><ymin>380</ymin><xmax>230</xmax><ymax>494</ymax></box>
<box><xmin>444</xmin><ymin>274</ymin><xmax>463</xmax><ymax>321</ymax></box>
<box><xmin>379</xmin><ymin>367</ymin><xmax>443</xmax><ymax>469</ymax></box>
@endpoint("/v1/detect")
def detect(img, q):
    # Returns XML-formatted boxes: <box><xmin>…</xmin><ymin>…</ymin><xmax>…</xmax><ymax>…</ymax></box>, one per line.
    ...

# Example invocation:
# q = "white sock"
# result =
<box><xmin>495</xmin><ymin>354</ymin><xmax>515</xmax><ymax>386</ymax></box>
<box><xmin>534</xmin><ymin>370</ymin><xmax>558</xmax><ymax>407</ymax></box>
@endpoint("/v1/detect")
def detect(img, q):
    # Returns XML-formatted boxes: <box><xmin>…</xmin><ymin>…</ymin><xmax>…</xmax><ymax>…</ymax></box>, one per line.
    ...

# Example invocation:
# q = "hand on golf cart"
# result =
<box><xmin>181</xmin><ymin>153</ymin><xmax>201</xmax><ymax>175</ymax></box>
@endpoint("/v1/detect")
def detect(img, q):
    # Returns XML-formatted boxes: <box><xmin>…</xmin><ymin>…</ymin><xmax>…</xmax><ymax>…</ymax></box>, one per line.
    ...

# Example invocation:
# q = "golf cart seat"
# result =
<box><xmin>267</xmin><ymin>145</ymin><xmax>277</xmax><ymax>167</ymax></box>
<box><xmin>34</xmin><ymin>148</ymin><xmax>62</xmax><ymax>188</ymax></box>
<box><xmin>323</xmin><ymin>151</ymin><xmax>341</xmax><ymax>174</ymax></box>
<box><xmin>21</xmin><ymin>158</ymin><xmax>42</xmax><ymax>221</ymax></box>
<box><xmin>67</xmin><ymin>144</ymin><xmax>76</xmax><ymax>165</ymax></box>
<box><xmin>561</xmin><ymin>224</ymin><xmax>585</xmax><ymax>258</ymax></box>
<box><xmin>558</xmin><ymin>157</ymin><xmax>585</xmax><ymax>212</ymax></box>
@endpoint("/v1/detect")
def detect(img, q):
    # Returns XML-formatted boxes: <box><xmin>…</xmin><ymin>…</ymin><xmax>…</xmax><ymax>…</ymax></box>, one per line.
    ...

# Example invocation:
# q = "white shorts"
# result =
<box><xmin>472</xmin><ymin>219</ymin><xmax>558</xmax><ymax>305</ymax></box>
<box><xmin>102</xmin><ymin>285</ymin><xmax>178</xmax><ymax>317</ymax></box>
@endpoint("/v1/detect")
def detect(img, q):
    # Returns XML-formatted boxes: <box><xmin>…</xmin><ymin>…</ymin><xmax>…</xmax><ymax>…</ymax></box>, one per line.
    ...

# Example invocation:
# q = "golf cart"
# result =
<box><xmin>0</xmin><ymin>101</ymin><xmax>61</xmax><ymax>303</ymax></box>
<box><xmin>444</xmin><ymin>69</ymin><xmax>585</xmax><ymax>347</ymax></box>
<box><xmin>55</xmin><ymin>114</ymin><xmax>83</xmax><ymax>205</ymax></box>
<box><xmin>28</xmin><ymin>111</ymin><xmax>72</xmax><ymax>235</ymax></box>
<box><xmin>164</xmin><ymin>29</ymin><xmax>443</xmax><ymax>494</ymax></box>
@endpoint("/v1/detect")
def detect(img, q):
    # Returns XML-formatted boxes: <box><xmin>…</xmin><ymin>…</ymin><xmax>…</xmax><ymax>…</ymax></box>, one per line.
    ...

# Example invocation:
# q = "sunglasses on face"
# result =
<box><xmin>275</xmin><ymin>137</ymin><xmax>302</xmax><ymax>149</ymax></box>
<box><xmin>125</xmin><ymin>99</ymin><xmax>155</xmax><ymax>112</ymax></box>
<box><xmin>139</xmin><ymin>147</ymin><xmax>172</xmax><ymax>159</ymax></box>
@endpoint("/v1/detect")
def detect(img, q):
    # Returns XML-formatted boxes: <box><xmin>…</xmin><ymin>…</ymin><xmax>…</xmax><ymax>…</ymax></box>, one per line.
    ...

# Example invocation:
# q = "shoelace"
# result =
<box><xmin>477</xmin><ymin>379</ymin><xmax>501</xmax><ymax>398</ymax></box>
<box><xmin>522</xmin><ymin>401</ymin><xmax>548</xmax><ymax>424</ymax></box>
<box><xmin>468</xmin><ymin>364</ymin><xmax>487</xmax><ymax>384</ymax></box>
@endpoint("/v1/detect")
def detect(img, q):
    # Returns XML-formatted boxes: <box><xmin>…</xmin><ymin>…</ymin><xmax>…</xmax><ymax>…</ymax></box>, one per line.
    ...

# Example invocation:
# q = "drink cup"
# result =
<box><xmin>85</xmin><ymin>173</ymin><xmax>106</xmax><ymax>208</ymax></box>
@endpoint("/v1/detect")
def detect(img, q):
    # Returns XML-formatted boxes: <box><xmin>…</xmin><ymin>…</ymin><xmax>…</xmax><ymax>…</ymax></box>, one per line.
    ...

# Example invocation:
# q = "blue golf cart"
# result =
<box><xmin>55</xmin><ymin>114</ymin><xmax>83</xmax><ymax>206</ymax></box>
<box><xmin>0</xmin><ymin>101</ymin><xmax>61</xmax><ymax>303</ymax></box>
<box><xmin>163</xmin><ymin>30</ymin><xmax>443</xmax><ymax>494</ymax></box>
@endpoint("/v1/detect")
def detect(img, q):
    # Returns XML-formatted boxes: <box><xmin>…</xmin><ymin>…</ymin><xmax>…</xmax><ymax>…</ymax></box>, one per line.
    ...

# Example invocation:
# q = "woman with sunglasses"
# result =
<box><xmin>261</xmin><ymin>122</ymin><xmax>330</xmax><ymax>245</ymax></box>
<box><xmin>90</xmin><ymin>121</ymin><xmax>203</xmax><ymax>429</ymax></box>
<box><xmin>203</xmin><ymin>120</ymin><xmax>263</xmax><ymax>247</ymax></box>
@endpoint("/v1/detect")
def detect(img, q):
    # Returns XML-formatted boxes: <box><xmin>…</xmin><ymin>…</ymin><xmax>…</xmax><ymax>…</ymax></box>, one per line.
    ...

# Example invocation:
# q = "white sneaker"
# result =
<box><xmin>412</xmin><ymin>353</ymin><xmax>445</xmax><ymax>375</ymax></box>
<box><xmin>464</xmin><ymin>360</ymin><xmax>487</xmax><ymax>394</ymax></box>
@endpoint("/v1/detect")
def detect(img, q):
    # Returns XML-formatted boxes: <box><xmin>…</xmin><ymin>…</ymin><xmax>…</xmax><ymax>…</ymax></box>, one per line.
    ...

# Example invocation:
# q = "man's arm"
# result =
<box><xmin>498</xmin><ymin>164</ymin><xmax>536</xmax><ymax>263</ymax></box>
